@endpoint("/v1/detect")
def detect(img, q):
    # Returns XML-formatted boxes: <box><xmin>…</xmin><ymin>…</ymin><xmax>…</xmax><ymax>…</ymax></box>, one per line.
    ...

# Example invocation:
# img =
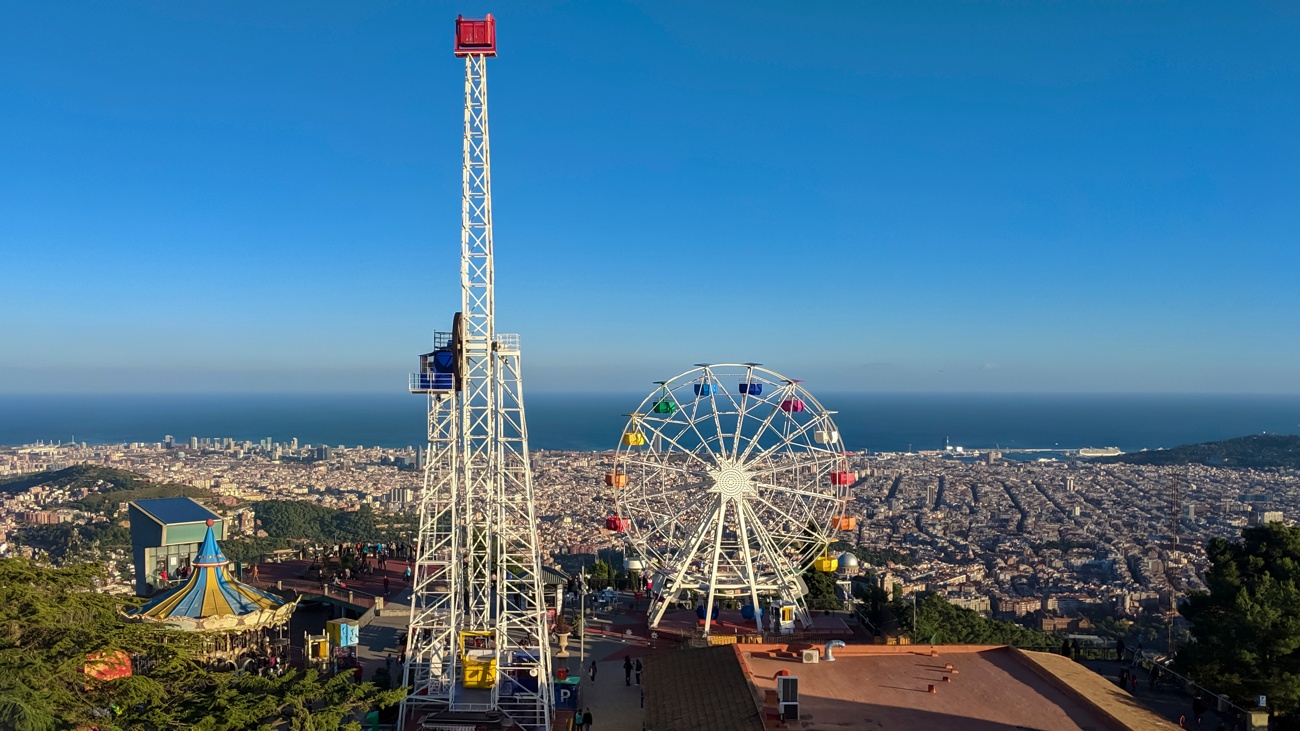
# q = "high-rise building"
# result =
<box><xmin>290</xmin><ymin>438</ymin><xmax>298</xmax><ymax>450</ymax></box>
<box><xmin>163</xmin><ymin>435</ymin><xmax>174</xmax><ymax>449</ymax></box>
<box><xmin>1065</xmin><ymin>476</ymin><xmax>1076</xmax><ymax>492</ymax></box>
<box><xmin>189</xmin><ymin>437</ymin><xmax>199</xmax><ymax>450</ymax></box>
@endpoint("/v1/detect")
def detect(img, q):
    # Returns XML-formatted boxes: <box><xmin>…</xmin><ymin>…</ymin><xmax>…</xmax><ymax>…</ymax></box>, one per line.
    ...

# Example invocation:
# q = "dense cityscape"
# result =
<box><xmin>4</xmin><ymin>437</ymin><xmax>1296</xmax><ymax>635</ymax></box>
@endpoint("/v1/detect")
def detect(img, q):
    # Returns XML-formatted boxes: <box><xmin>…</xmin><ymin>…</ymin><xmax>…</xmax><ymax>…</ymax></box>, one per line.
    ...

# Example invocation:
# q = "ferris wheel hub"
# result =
<box><xmin>708</xmin><ymin>461</ymin><xmax>756</xmax><ymax>499</ymax></box>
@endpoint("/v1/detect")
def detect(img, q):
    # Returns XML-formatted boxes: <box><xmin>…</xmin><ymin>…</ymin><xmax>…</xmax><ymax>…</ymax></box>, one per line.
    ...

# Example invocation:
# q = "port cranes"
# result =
<box><xmin>401</xmin><ymin>15</ymin><xmax>552</xmax><ymax>731</ymax></box>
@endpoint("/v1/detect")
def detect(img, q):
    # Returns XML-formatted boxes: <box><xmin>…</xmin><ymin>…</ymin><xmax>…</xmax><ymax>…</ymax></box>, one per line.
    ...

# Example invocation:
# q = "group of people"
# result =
<box><xmin>240</xmin><ymin>651</ymin><xmax>287</xmax><ymax>677</ymax></box>
<box><xmin>571</xmin><ymin>707</ymin><xmax>594</xmax><ymax>731</ymax></box>
<box><xmin>584</xmin><ymin>655</ymin><xmax>644</xmax><ymax>686</ymax></box>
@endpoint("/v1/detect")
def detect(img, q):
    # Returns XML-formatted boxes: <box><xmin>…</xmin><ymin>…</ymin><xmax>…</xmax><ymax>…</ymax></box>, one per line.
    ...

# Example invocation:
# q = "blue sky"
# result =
<box><xmin>1</xmin><ymin>1</ymin><xmax>1297</xmax><ymax>394</ymax></box>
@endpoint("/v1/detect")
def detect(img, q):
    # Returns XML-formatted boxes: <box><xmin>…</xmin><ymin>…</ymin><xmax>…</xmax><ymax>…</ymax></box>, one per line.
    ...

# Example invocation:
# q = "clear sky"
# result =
<box><xmin>1</xmin><ymin>1</ymin><xmax>1296</xmax><ymax>394</ymax></box>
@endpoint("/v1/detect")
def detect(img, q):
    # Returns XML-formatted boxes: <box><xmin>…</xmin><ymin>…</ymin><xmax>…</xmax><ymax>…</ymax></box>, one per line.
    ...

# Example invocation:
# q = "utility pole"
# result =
<box><xmin>579</xmin><ymin>566</ymin><xmax>586</xmax><ymax>669</ymax></box>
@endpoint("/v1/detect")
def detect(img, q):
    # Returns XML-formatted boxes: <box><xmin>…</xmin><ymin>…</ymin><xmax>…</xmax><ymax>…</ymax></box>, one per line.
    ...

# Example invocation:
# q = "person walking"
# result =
<box><xmin>623</xmin><ymin>656</ymin><xmax>633</xmax><ymax>686</ymax></box>
<box><xmin>589</xmin><ymin>659</ymin><xmax>597</xmax><ymax>683</ymax></box>
<box><xmin>1116</xmin><ymin>637</ymin><xmax>1126</xmax><ymax>663</ymax></box>
<box><xmin>582</xmin><ymin>707</ymin><xmax>593</xmax><ymax>731</ymax></box>
<box><xmin>405</xmin><ymin>566</ymin><xmax>413</xmax><ymax>585</ymax></box>
<box><xmin>634</xmin><ymin>657</ymin><xmax>643</xmax><ymax>685</ymax></box>
<box><xmin>251</xmin><ymin>564</ymin><xmax>260</xmax><ymax>582</ymax></box>
<box><xmin>573</xmin><ymin>708</ymin><xmax>585</xmax><ymax>731</ymax></box>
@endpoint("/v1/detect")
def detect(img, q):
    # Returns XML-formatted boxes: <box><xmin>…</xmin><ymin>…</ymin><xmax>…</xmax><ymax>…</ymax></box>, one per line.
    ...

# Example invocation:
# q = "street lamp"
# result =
<box><xmin>579</xmin><ymin>566</ymin><xmax>587</xmax><ymax>670</ymax></box>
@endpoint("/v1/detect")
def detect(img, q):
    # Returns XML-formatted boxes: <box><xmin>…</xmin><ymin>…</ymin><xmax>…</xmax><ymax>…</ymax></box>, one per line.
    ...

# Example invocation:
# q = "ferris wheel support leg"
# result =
<box><xmin>648</xmin><ymin>502</ymin><xmax>721</xmax><ymax>630</ymax></box>
<box><xmin>740</xmin><ymin>500</ymin><xmax>814</xmax><ymax>628</ymax></box>
<box><xmin>732</xmin><ymin>498</ymin><xmax>765</xmax><ymax>634</ymax></box>
<box><xmin>702</xmin><ymin>500</ymin><xmax>730</xmax><ymax>637</ymax></box>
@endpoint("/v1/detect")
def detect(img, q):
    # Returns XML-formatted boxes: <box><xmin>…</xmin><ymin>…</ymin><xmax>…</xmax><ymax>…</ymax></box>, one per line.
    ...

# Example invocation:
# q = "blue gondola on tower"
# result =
<box><xmin>738</xmin><ymin>382</ymin><xmax>762</xmax><ymax>396</ymax></box>
<box><xmin>693</xmin><ymin>381</ymin><xmax>714</xmax><ymax>397</ymax></box>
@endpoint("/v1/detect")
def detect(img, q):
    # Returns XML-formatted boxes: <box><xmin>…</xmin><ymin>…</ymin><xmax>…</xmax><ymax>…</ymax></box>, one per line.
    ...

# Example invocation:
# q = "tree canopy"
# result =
<box><xmin>1179</xmin><ymin>522</ymin><xmax>1300</xmax><ymax>719</ymax></box>
<box><xmin>0</xmin><ymin>558</ymin><xmax>402</xmax><ymax>730</ymax></box>
<box><xmin>252</xmin><ymin>501</ymin><xmax>416</xmax><ymax>548</ymax></box>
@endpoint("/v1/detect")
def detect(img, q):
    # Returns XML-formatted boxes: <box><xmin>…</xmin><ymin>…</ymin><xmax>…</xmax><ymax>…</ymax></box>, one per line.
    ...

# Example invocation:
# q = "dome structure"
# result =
<box><xmin>128</xmin><ymin>520</ymin><xmax>296</xmax><ymax>632</ymax></box>
<box><xmin>837</xmin><ymin>552</ymin><xmax>860</xmax><ymax>573</ymax></box>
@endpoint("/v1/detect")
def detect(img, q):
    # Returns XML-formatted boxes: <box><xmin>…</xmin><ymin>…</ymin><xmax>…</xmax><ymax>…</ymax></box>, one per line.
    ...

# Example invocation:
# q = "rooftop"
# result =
<box><xmin>131</xmin><ymin>496</ymin><xmax>220</xmax><ymax>526</ymax></box>
<box><xmin>644</xmin><ymin>645</ymin><xmax>764</xmax><ymax>731</ymax></box>
<box><xmin>725</xmin><ymin>643</ymin><xmax>1174</xmax><ymax>731</ymax></box>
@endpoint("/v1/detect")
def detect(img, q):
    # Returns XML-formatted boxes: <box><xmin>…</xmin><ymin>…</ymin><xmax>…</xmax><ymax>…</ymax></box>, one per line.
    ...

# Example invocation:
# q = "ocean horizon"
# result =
<box><xmin>1</xmin><ymin>392</ymin><xmax>1298</xmax><ymax>455</ymax></box>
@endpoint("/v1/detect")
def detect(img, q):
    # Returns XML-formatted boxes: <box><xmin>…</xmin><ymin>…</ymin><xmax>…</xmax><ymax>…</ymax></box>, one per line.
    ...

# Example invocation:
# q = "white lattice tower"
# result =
<box><xmin>401</xmin><ymin>16</ymin><xmax>552</xmax><ymax>731</ymax></box>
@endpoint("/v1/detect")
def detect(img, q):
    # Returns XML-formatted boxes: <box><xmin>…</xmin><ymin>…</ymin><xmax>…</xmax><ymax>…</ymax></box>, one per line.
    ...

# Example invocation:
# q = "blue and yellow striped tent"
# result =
<box><xmin>130</xmin><ymin>519</ymin><xmax>296</xmax><ymax>632</ymax></box>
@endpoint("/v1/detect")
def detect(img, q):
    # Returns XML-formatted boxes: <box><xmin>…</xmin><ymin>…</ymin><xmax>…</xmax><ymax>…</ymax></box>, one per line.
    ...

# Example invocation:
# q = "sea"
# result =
<box><xmin>1</xmin><ymin>392</ymin><xmax>1298</xmax><ymax>454</ymax></box>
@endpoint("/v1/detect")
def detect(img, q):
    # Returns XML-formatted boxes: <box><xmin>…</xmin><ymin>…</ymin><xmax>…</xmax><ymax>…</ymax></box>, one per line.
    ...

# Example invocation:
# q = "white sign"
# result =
<box><xmin>1259</xmin><ymin>695</ymin><xmax>1267</xmax><ymax>707</ymax></box>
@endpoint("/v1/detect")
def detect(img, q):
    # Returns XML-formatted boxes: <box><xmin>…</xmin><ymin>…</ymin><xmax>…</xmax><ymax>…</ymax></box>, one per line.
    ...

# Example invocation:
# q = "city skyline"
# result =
<box><xmin>2</xmin><ymin>2</ymin><xmax>1298</xmax><ymax>394</ymax></box>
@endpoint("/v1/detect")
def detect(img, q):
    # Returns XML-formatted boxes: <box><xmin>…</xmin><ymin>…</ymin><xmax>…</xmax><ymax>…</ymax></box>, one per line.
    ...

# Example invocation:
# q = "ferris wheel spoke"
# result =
<box><xmin>728</xmin><ymin>365</ymin><xmax>758</xmax><ymax>458</ymax></box>
<box><xmin>748</xmin><ymin>492</ymin><xmax>812</xmax><ymax>533</ymax></box>
<box><xmin>626</xmin><ymin>481</ymin><xmax>711</xmax><ymax>506</ymax></box>
<box><xmin>738</xmin><ymin>385</ymin><xmax>785</xmax><ymax>457</ymax></box>
<box><xmin>753</xmin><ymin>479</ymin><xmax>840</xmax><ymax>503</ymax></box>
<box><xmin>746</xmin><ymin>409</ymin><xmax>823</xmax><ymax>463</ymax></box>
<box><xmin>634</xmin><ymin>420</ymin><xmax>717</xmax><ymax>472</ymax></box>
<box><xmin>618</xmin><ymin>454</ymin><xmax>703</xmax><ymax>478</ymax></box>
<box><xmin>746</xmin><ymin>453</ymin><xmax>835</xmax><ymax>477</ymax></box>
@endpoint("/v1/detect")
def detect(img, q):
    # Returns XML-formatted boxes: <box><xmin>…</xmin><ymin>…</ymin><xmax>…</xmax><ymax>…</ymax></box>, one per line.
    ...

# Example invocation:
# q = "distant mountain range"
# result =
<box><xmin>1101</xmin><ymin>434</ymin><xmax>1300</xmax><ymax>469</ymax></box>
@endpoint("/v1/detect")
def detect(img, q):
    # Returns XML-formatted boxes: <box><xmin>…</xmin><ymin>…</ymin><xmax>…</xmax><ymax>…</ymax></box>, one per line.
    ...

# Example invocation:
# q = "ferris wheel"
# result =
<box><xmin>608</xmin><ymin>364</ymin><xmax>855</xmax><ymax>635</ymax></box>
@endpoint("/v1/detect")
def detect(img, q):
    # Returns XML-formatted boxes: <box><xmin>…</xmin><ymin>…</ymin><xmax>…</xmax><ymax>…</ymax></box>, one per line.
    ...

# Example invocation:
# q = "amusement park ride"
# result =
<box><xmin>396</xmin><ymin>13</ymin><xmax>858</xmax><ymax>730</ymax></box>
<box><xmin>607</xmin><ymin>365</ymin><xmax>856</xmax><ymax>636</ymax></box>
<box><xmin>401</xmin><ymin>15</ymin><xmax>552</xmax><ymax>731</ymax></box>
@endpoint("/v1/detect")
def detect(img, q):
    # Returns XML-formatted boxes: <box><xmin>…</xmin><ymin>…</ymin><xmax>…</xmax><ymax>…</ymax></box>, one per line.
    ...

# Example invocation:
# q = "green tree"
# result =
<box><xmin>803</xmin><ymin>567</ymin><xmax>842</xmax><ymax>611</ymax></box>
<box><xmin>1179</xmin><ymin>523</ymin><xmax>1300</xmax><ymax>720</ymax></box>
<box><xmin>0</xmin><ymin>558</ymin><xmax>402</xmax><ymax>730</ymax></box>
<box><xmin>901</xmin><ymin>593</ymin><xmax>1052</xmax><ymax>647</ymax></box>
<box><xmin>589</xmin><ymin>560</ymin><xmax>613</xmax><ymax>589</ymax></box>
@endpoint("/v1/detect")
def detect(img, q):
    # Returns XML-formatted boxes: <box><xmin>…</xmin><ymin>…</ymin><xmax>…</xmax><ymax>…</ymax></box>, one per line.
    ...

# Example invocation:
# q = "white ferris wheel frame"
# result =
<box><xmin>612</xmin><ymin>363</ymin><xmax>851</xmax><ymax>635</ymax></box>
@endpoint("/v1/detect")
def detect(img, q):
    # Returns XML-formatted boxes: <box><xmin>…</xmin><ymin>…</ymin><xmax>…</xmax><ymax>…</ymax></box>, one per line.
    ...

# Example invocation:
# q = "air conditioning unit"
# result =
<box><xmin>801</xmin><ymin>649</ymin><xmax>820</xmax><ymax>664</ymax></box>
<box><xmin>778</xmin><ymin>676</ymin><xmax>799</xmax><ymax>703</ymax></box>
<box><xmin>781</xmin><ymin>702</ymin><xmax>800</xmax><ymax>721</ymax></box>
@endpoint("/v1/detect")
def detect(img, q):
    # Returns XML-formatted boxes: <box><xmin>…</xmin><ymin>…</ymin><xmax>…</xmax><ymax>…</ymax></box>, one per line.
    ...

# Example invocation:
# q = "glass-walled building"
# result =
<box><xmin>128</xmin><ymin>497</ymin><xmax>225</xmax><ymax>597</ymax></box>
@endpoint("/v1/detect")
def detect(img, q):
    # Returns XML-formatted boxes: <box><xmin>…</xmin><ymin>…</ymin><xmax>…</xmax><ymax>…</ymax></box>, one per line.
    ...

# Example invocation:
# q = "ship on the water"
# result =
<box><xmin>1077</xmin><ymin>446</ymin><xmax>1123</xmax><ymax>457</ymax></box>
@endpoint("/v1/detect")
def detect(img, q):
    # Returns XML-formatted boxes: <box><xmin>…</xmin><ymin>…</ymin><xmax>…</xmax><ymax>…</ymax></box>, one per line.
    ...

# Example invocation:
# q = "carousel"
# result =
<box><xmin>127</xmin><ymin>519</ymin><xmax>297</xmax><ymax>667</ymax></box>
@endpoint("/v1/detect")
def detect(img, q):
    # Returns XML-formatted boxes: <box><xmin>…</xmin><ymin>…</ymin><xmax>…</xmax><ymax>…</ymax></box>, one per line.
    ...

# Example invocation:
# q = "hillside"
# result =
<box><xmin>1101</xmin><ymin>434</ymin><xmax>1300</xmax><ymax>469</ymax></box>
<box><xmin>0</xmin><ymin>465</ymin><xmax>212</xmax><ymax>513</ymax></box>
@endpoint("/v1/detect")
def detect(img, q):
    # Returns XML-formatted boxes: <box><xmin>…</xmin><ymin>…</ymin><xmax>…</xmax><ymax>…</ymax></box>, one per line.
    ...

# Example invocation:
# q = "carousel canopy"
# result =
<box><xmin>129</xmin><ymin>519</ymin><xmax>296</xmax><ymax>632</ymax></box>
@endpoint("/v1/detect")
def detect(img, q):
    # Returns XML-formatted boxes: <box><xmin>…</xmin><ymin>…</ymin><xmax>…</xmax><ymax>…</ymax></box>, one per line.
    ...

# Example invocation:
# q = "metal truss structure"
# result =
<box><xmin>610</xmin><ymin>364</ymin><xmax>851</xmax><ymax>635</ymax></box>
<box><xmin>401</xmin><ymin>16</ymin><xmax>552</xmax><ymax>731</ymax></box>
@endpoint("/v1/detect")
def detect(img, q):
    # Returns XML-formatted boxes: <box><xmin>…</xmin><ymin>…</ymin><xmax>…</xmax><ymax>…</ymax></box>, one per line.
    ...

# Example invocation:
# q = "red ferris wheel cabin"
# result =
<box><xmin>455</xmin><ymin>14</ymin><xmax>497</xmax><ymax>57</ymax></box>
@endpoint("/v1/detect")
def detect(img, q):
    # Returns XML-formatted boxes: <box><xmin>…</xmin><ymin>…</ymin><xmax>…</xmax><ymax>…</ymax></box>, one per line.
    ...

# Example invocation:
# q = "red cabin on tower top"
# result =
<box><xmin>455</xmin><ymin>14</ymin><xmax>497</xmax><ymax>57</ymax></box>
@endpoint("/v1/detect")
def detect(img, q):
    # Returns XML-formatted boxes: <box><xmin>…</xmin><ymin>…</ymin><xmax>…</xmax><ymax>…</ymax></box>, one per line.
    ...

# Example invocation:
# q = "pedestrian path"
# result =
<box><xmin>555</xmin><ymin>635</ymin><xmax>648</xmax><ymax>731</ymax></box>
<box><xmin>1082</xmin><ymin>658</ymin><xmax>1237</xmax><ymax>729</ymax></box>
<box><xmin>356</xmin><ymin>589</ymin><xmax>411</xmax><ymax>682</ymax></box>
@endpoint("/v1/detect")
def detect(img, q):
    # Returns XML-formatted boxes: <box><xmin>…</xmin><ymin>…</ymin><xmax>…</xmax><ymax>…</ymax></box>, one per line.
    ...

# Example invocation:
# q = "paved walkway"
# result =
<box><xmin>356</xmin><ymin>589</ymin><xmax>412</xmax><ymax>683</ymax></box>
<box><xmin>1081</xmin><ymin>658</ymin><xmax>1241</xmax><ymax>729</ymax></box>
<box><xmin>556</xmin><ymin>634</ymin><xmax>651</xmax><ymax>731</ymax></box>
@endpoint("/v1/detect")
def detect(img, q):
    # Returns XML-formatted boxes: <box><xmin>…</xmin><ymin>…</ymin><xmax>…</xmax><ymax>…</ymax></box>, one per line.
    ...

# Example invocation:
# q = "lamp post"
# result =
<box><xmin>579</xmin><ymin>566</ymin><xmax>586</xmax><ymax>670</ymax></box>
